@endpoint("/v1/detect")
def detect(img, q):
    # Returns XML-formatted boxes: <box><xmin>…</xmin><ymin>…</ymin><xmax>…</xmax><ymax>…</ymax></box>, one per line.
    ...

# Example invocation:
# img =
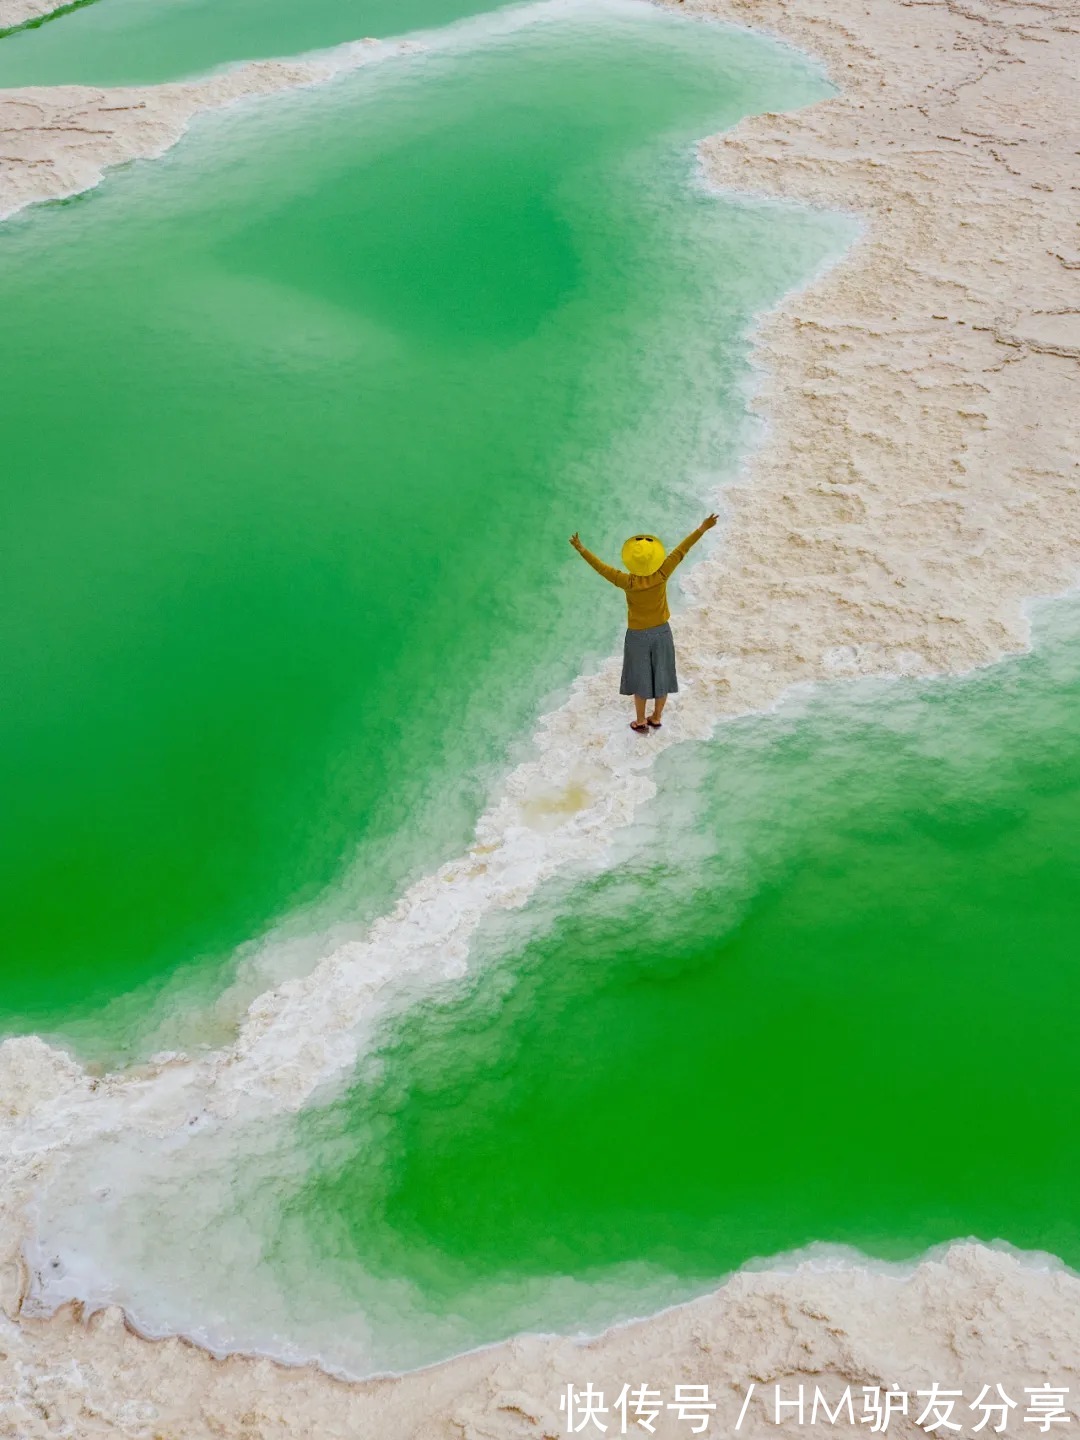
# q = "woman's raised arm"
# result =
<box><xmin>658</xmin><ymin>512</ymin><xmax>717</xmax><ymax>578</ymax></box>
<box><xmin>570</xmin><ymin>533</ymin><xmax>630</xmax><ymax>588</ymax></box>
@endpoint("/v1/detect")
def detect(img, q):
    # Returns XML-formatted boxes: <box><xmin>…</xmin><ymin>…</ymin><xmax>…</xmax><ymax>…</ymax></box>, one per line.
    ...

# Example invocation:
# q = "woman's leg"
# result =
<box><xmin>633</xmin><ymin>694</ymin><xmax>648</xmax><ymax>727</ymax></box>
<box><xmin>649</xmin><ymin>694</ymin><xmax>667</xmax><ymax>725</ymax></box>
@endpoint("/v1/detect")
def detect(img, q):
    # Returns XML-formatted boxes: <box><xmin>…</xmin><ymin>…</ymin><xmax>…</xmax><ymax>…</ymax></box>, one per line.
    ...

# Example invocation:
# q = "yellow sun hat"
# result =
<box><xmin>621</xmin><ymin>533</ymin><xmax>666</xmax><ymax>576</ymax></box>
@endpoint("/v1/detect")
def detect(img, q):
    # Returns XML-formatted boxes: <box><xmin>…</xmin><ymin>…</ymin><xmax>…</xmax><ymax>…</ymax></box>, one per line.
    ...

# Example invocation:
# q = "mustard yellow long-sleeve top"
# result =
<box><xmin>576</xmin><ymin>524</ymin><xmax>708</xmax><ymax>630</ymax></box>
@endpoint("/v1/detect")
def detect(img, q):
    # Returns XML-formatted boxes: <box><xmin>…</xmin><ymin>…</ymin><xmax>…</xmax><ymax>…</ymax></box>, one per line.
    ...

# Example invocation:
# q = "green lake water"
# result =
<box><xmin>0</xmin><ymin>5</ymin><xmax>845</xmax><ymax>1046</ymax></box>
<box><xmin>286</xmin><ymin>604</ymin><xmax>1080</xmax><ymax>1372</ymax></box>
<box><xmin>41</xmin><ymin>603</ymin><xmax>1080</xmax><ymax>1375</ymax></box>
<box><xmin>0</xmin><ymin>0</ymin><xmax>499</xmax><ymax>86</ymax></box>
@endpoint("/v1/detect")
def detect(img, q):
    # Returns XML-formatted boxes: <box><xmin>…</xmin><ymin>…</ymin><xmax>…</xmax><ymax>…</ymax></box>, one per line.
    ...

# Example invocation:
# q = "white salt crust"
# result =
<box><xmin>0</xmin><ymin>0</ymin><xmax>65</xmax><ymax>26</ymax></box>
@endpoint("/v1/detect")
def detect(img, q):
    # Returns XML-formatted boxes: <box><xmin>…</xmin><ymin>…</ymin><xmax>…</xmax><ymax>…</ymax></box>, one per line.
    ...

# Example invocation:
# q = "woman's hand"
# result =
<box><xmin>701</xmin><ymin>513</ymin><xmax>718</xmax><ymax>531</ymax></box>
<box><xmin>569</xmin><ymin>532</ymin><xmax>584</xmax><ymax>551</ymax></box>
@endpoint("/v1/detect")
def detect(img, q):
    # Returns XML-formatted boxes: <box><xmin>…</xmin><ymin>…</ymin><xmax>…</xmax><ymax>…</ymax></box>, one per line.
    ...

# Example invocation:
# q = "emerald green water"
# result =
<box><xmin>47</xmin><ymin>606</ymin><xmax>1080</xmax><ymax>1375</ymax></box>
<box><xmin>0</xmin><ymin>7</ymin><xmax>845</xmax><ymax>1042</ymax></box>
<box><xmin>354</xmin><ymin>639</ymin><xmax>1080</xmax><ymax>1281</ymax></box>
<box><xmin>0</xmin><ymin>0</ymin><xmax>498</xmax><ymax>86</ymax></box>
<box><xmin>286</xmin><ymin>609</ymin><xmax>1080</xmax><ymax>1365</ymax></box>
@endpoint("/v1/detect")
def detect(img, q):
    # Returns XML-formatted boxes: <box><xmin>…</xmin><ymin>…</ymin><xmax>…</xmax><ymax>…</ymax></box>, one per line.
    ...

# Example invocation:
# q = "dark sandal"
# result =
<box><xmin>630</xmin><ymin>721</ymin><xmax>650</xmax><ymax>733</ymax></box>
<box><xmin>647</xmin><ymin>718</ymin><xmax>662</xmax><ymax>728</ymax></box>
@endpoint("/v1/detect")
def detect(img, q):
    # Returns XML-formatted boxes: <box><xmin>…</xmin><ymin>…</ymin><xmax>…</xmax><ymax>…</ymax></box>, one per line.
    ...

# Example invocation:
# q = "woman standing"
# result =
<box><xmin>570</xmin><ymin>514</ymin><xmax>717</xmax><ymax>733</ymax></box>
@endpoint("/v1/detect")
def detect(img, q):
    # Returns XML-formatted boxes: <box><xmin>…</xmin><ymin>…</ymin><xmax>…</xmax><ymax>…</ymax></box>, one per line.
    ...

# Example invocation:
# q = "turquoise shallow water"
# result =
<box><xmin>36</xmin><ymin>603</ymin><xmax>1080</xmax><ymax>1376</ymax></box>
<box><xmin>0</xmin><ymin>1</ymin><xmax>848</xmax><ymax>1050</ymax></box>
<box><xmin>0</xmin><ymin>0</ymin><xmax>501</xmax><ymax>85</ymax></box>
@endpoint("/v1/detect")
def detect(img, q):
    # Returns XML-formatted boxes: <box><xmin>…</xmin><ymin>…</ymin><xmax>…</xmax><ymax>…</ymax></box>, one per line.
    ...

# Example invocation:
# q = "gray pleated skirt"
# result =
<box><xmin>620</xmin><ymin>621</ymin><xmax>678</xmax><ymax>698</ymax></box>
